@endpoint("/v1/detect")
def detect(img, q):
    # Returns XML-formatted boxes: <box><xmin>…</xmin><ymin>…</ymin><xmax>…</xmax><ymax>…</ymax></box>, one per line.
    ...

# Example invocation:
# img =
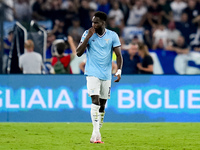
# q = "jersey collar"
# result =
<box><xmin>96</xmin><ymin>29</ymin><xmax>107</xmax><ymax>38</ymax></box>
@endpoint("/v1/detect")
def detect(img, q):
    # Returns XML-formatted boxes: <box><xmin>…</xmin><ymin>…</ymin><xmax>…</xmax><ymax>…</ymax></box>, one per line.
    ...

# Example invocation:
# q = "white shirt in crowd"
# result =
<box><xmin>19</xmin><ymin>52</ymin><xmax>43</xmax><ymax>74</ymax></box>
<box><xmin>166</xmin><ymin>29</ymin><xmax>181</xmax><ymax>42</ymax></box>
<box><xmin>2</xmin><ymin>0</ymin><xmax>14</xmax><ymax>21</ymax></box>
<box><xmin>170</xmin><ymin>1</ymin><xmax>187</xmax><ymax>22</ymax></box>
<box><xmin>153</xmin><ymin>29</ymin><xmax>168</xmax><ymax>47</ymax></box>
<box><xmin>108</xmin><ymin>9</ymin><xmax>124</xmax><ymax>25</ymax></box>
<box><xmin>14</xmin><ymin>1</ymin><xmax>32</xmax><ymax>21</ymax></box>
<box><xmin>126</xmin><ymin>5</ymin><xmax>147</xmax><ymax>26</ymax></box>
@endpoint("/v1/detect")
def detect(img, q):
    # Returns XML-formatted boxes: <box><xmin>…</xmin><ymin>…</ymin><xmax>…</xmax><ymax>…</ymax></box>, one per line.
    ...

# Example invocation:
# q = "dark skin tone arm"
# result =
<box><xmin>76</xmin><ymin>16</ymin><xmax>123</xmax><ymax>82</ymax></box>
<box><xmin>76</xmin><ymin>27</ymin><xmax>123</xmax><ymax>82</ymax></box>
<box><xmin>76</xmin><ymin>27</ymin><xmax>95</xmax><ymax>57</ymax></box>
<box><xmin>113</xmin><ymin>46</ymin><xmax>123</xmax><ymax>82</ymax></box>
<box><xmin>77</xmin><ymin>16</ymin><xmax>105</xmax><ymax>56</ymax></box>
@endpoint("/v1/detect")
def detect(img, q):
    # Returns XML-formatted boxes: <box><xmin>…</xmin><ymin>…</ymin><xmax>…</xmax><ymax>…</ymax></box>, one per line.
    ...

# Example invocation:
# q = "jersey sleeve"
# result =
<box><xmin>80</xmin><ymin>30</ymin><xmax>88</xmax><ymax>43</ymax></box>
<box><xmin>112</xmin><ymin>31</ymin><xmax>121</xmax><ymax>48</ymax></box>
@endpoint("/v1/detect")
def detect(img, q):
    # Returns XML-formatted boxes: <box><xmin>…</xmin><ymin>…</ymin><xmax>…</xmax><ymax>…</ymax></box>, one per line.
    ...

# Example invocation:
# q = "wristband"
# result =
<box><xmin>115</xmin><ymin>69</ymin><xmax>121</xmax><ymax>76</ymax></box>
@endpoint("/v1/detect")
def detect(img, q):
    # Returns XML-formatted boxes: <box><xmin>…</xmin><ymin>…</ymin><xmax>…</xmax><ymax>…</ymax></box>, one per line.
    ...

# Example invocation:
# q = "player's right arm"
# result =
<box><xmin>76</xmin><ymin>27</ymin><xmax>95</xmax><ymax>57</ymax></box>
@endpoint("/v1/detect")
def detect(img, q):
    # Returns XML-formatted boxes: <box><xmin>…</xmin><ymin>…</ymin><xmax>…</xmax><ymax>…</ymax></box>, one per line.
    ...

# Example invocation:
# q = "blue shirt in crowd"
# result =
<box><xmin>122</xmin><ymin>51</ymin><xmax>140</xmax><ymax>74</ymax></box>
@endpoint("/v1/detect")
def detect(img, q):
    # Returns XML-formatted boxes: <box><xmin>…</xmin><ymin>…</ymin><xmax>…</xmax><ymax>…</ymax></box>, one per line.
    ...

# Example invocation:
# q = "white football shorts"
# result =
<box><xmin>86</xmin><ymin>76</ymin><xmax>111</xmax><ymax>99</ymax></box>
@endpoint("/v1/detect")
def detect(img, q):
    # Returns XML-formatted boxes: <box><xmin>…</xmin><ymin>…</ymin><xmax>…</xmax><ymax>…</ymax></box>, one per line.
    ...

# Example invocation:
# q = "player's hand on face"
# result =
<box><xmin>114</xmin><ymin>74</ymin><xmax>121</xmax><ymax>82</ymax></box>
<box><xmin>87</xmin><ymin>27</ymin><xmax>95</xmax><ymax>38</ymax></box>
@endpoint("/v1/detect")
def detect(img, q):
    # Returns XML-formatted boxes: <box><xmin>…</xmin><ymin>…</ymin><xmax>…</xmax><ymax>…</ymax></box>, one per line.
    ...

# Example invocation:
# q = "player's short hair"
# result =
<box><xmin>56</xmin><ymin>42</ymin><xmax>66</xmax><ymax>55</ymax></box>
<box><xmin>94</xmin><ymin>11</ymin><xmax>107</xmax><ymax>22</ymax></box>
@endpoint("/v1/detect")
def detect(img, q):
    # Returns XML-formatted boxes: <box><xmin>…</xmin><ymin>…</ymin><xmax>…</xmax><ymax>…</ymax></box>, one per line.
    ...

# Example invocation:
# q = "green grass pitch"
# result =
<box><xmin>0</xmin><ymin>123</ymin><xmax>200</xmax><ymax>150</ymax></box>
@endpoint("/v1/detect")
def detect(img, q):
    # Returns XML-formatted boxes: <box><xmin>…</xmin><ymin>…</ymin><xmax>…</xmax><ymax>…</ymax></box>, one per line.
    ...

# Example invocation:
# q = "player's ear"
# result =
<box><xmin>102</xmin><ymin>21</ymin><xmax>106</xmax><ymax>26</ymax></box>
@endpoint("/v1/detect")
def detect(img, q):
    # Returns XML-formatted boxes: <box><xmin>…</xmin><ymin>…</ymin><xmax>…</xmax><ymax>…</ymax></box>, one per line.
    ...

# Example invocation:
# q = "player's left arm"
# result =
<box><xmin>113</xmin><ymin>46</ymin><xmax>123</xmax><ymax>82</ymax></box>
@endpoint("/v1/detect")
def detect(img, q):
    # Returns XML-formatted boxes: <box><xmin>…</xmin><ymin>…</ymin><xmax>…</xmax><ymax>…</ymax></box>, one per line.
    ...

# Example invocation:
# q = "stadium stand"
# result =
<box><xmin>0</xmin><ymin>0</ymin><xmax>200</xmax><ymax>74</ymax></box>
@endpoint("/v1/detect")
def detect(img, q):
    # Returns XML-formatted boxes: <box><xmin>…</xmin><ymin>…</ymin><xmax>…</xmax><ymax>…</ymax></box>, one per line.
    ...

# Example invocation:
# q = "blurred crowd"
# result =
<box><xmin>2</xmin><ymin>0</ymin><xmax>200</xmax><ymax>74</ymax></box>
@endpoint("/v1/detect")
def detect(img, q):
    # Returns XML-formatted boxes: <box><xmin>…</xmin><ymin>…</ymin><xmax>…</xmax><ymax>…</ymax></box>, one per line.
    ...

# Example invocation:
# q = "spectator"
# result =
<box><xmin>19</xmin><ymin>40</ymin><xmax>43</xmax><ymax>74</ymax></box>
<box><xmin>61</xmin><ymin>0</ymin><xmax>78</xmax><ymax>11</ymax></box>
<box><xmin>119</xmin><ymin>36</ymin><xmax>130</xmax><ymax>53</ymax></box>
<box><xmin>14</xmin><ymin>0</ymin><xmax>32</xmax><ymax>22</ymax></box>
<box><xmin>1</xmin><ymin>0</ymin><xmax>14</xmax><ymax>21</ymax></box>
<box><xmin>131</xmin><ymin>35</ymin><xmax>141</xmax><ymax>44</ymax></box>
<box><xmin>97</xmin><ymin>0</ymin><xmax>111</xmax><ymax>15</ymax></box>
<box><xmin>159</xmin><ymin>0</ymin><xmax>173</xmax><ymax>25</ymax></box>
<box><xmin>51</xmin><ymin>36</ymin><xmax>76</xmax><ymax>74</ymax></box>
<box><xmin>144</xmin><ymin>0</ymin><xmax>153</xmax><ymax>8</ymax></box>
<box><xmin>46</xmin><ymin>32</ymin><xmax>56</xmax><ymax>63</ymax></box>
<box><xmin>126</xmin><ymin>0</ymin><xmax>147</xmax><ymax>27</ymax></box>
<box><xmin>32</xmin><ymin>0</ymin><xmax>48</xmax><ymax>21</ymax></box>
<box><xmin>183</xmin><ymin>0</ymin><xmax>200</xmax><ymax>24</ymax></box>
<box><xmin>143</xmin><ymin>30</ymin><xmax>152</xmax><ymax>49</ymax></box>
<box><xmin>190</xmin><ymin>23</ymin><xmax>200</xmax><ymax>51</ymax></box>
<box><xmin>67</xmin><ymin>17</ymin><xmax>84</xmax><ymax>45</ymax></box>
<box><xmin>170</xmin><ymin>0</ymin><xmax>187</xmax><ymax>22</ymax></box>
<box><xmin>51</xmin><ymin>19</ymin><xmax>67</xmax><ymax>39</ymax></box>
<box><xmin>89</xmin><ymin>1</ymin><xmax>98</xmax><ymax>11</ymax></box>
<box><xmin>2</xmin><ymin>30</ymin><xmax>13</xmax><ymax>73</ymax></box>
<box><xmin>108</xmin><ymin>1</ymin><xmax>124</xmax><ymax>28</ymax></box>
<box><xmin>176</xmin><ymin>13</ymin><xmax>195</xmax><ymax>45</ymax></box>
<box><xmin>152</xmin><ymin>38</ymin><xmax>165</xmax><ymax>50</ymax></box>
<box><xmin>166</xmin><ymin>35</ymin><xmax>189</xmax><ymax>54</ymax></box>
<box><xmin>137</xmin><ymin>42</ymin><xmax>154</xmax><ymax>74</ymax></box>
<box><xmin>44</xmin><ymin>32</ymin><xmax>57</xmax><ymax>74</ymax></box>
<box><xmin>122</xmin><ymin>43</ymin><xmax>140</xmax><ymax>74</ymax></box>
<box><xmin>145</xmin><ymin>0</ymin><xmax>162</xmax><ymax>30</ymax></box>
<box><xmin>153</xmin><ymin>24</ymin><xmax>168</xmax><ymax>49</ymax></box>
<box><xmin>79</xmin><ymin>0</ymin><xmax>92</xmax><ymax>30</ymax></box>
<box><xmin>63</xmin><ymin>1</ymin><xmax>78</xmax><ymax>30</ymax></box>
<box><xmin>166</xmin><ymin>21</ymin><xmax>181</xmax><ymax>43</ymax></box>
<box><xmin>46</xmin><ymin>0</ymin><xmax>68</xmax><ymax>24</ymax></box>
<box><xmin>119</xmin><ymin>0</ymin><xmax>129</xmax><ymax>25</ymax></box>
<box><xmin>193</xmin><ymin>0</ymin><xmax>200</xmax><ymax>25</ymax></box>
<box><xmin>107</xmin><ymin>17</ymin><xmax>120</xmax><ymax>36</ymax></box>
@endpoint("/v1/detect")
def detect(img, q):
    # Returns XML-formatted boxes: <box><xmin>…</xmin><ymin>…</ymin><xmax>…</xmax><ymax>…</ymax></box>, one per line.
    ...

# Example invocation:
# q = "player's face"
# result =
<box><xmin>92</xmin><ymin>16</ymin><xmax>104</xmax><ymax>32</ymax></box>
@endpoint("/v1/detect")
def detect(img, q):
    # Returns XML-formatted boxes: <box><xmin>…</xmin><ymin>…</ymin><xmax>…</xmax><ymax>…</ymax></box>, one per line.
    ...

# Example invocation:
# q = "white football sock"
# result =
<box><xmin>99</xmin><ymin>112</ymin><xmax>105</xmax><ymax>129</ymax></box>
<box><xmin>91</xmin><ymin>104</ymin><xmax>100</xmax><ymax>137</ymax></box>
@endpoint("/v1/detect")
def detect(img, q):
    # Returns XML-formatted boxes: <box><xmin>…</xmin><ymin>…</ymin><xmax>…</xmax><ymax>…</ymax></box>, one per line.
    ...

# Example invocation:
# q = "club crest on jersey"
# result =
<box><xmin>104</xmin><ymin>39</ymin><xmax>110</xmax><ymax>44</ymax></box>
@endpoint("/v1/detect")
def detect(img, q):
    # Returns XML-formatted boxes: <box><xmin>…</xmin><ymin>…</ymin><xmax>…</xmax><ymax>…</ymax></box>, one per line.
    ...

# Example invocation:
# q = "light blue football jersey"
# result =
<box><xmin>80</xmin><ymin>29</ymin><xmax>121</xmax><ymax>80</ymax></box>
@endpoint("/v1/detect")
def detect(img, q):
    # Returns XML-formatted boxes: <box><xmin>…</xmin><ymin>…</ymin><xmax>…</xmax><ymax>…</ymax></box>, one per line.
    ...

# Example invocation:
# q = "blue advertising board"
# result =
<box><xmin>0</xmin><ymin>75</ymin><xmax>200</xmax><ymax>122</ymax></box>
<box><xmin>149</xmin><ymin>50</ymin><xmax>200</xmax><ymax>75</ymax></box>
